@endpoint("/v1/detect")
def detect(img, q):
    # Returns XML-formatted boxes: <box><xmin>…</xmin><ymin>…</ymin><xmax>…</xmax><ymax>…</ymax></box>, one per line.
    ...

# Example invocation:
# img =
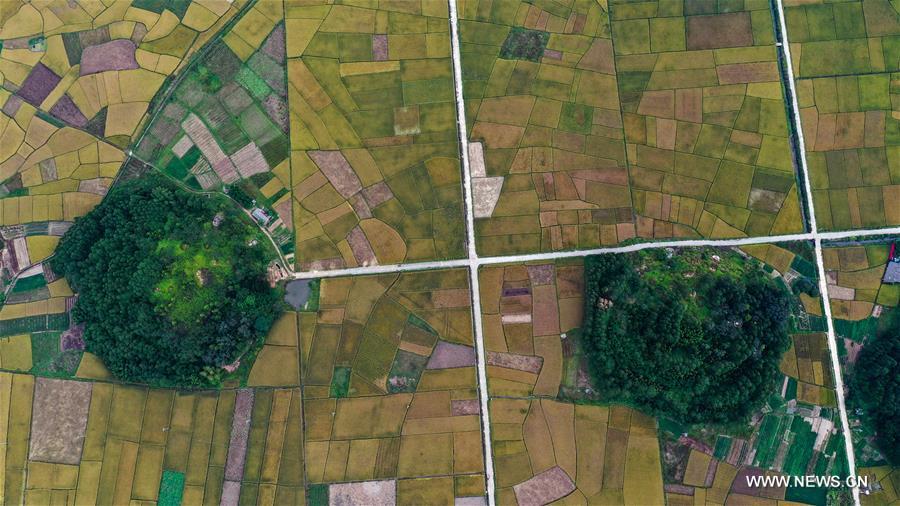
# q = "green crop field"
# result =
<box><xmin>134</xmin><ymin>15</ymin><xmax>296</xmax><ymax>259</ymax></box>
<box><xmin>786</xmin><ymin>1</ymin><xmax>900</xmax><ymax>232</ymax></box>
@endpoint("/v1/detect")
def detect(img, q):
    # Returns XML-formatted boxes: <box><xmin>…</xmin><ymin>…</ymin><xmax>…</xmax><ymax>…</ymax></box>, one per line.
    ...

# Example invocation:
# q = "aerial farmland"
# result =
<box><xmin>1</xmin><ymin>0</ymin><xmax>899</xmax><ymax>505</ymax></box>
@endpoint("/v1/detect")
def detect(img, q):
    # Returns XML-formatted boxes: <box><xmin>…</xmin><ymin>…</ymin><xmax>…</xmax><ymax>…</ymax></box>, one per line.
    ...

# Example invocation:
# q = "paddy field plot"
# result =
<box><xmin>295</xmin><ymin>268</ymin><xmax>487</xmax><ymax>504</ymax></box>
<box><xmin>785</xmin><ymin>1</ymin><xmax>900</xmax><ymax>231</ymax></box>
<box><xmin>610</xmin><ymin>0</ymin><xmax>805</xmax><ymax>241</ymax></box>
<box><xmin>479</xmin><ymin>260</ymin><xmax>667</xmax><ymax>504</ymax></box>
<box><xmin>285</xmin><ymin>1</ymin><xmax>467</xmax><ymax>271</ymax></box>
<box><xmin>459</xmin><ymin>0</ymin><xmax>805</xmax><ymax>256</ymax></box>
<box><xmin>133</xmin><ymin>7</ymin><xmax>295</xmax><ymax>259</ymax></box>
<box><xmin>0</xmin><ymin>371</ymin><xmax>305</xmax><ymax>505</ymax></box>
<box><xmin>656</xmin><ymin>242</ymin><xmax>849</xmax><ymax>506</ymax></box>
<box><xmin>459</xmin><ymin>0</ymin><xmax>634</xmax><ymax>255</ymax></box>
<box><xmin>0</xmin><ymin>0</ymin><xmax>242</xmax><ymax>147</ymax></box>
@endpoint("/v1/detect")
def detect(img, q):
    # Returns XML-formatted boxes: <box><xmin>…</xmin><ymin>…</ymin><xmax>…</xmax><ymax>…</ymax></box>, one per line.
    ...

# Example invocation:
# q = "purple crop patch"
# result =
<box><xmin>221</xmin><ymin>481</ymin><xmax>241</xmax><ymax>506</ymax></box>
<box><xmin>309</xmin><ymin>150</ymin><xmax>362</xmax><ymax>199</ymax></box>
<box><xmin>18</xmin><ymin>63</ymin><xmax>61</xmax><ymax>106</ymax></box>
<box><xmin>60</xmin><ymin>324</ymin><xmax>86</xmax><ymax>351</ymax></box>
<box><xmin>373</xmin><ymin>34</ymin><xmax>388</xmax><ymax>61</ymax></box>
<box><xmin>80</xmin><ymin>39</ymin><xmax>139</xmax><ymax>76</ymax></box>
<box><xmin>50</xmin><ymin>95</ymin><xmax>88</xmax><ymax>127</ymax></box>
<box><xmin>261</xmin><ymin>24</ymin><xmax>285</xmax><ymax>64</ymax></box>
<box><xmin>426</xmin><ymin>341</ymin><xmax>476</xmax><ymax>369</ymax></box>
<box><xmin>451</xmin><ymin>399</ymin><xmax>480</xmax><ymax>416</ymax></box>
<box><xmin>224</xmin><ymin>389</ymin><xmax>254</xmax><ymax>482</ymax></box>
<box><xmin>2</xmin><ymin>95</ymin><xmax>24</xmax><ymax>117</ymax></box>
<box><xmin>527</xmin><ymin>264</ymin><xmax>554</xmax><ymax>285</ymax></box>
<box><xmin>502</xmin><ymin>287</ymin><xmax>531</xmax><ymax>297</ymax></box>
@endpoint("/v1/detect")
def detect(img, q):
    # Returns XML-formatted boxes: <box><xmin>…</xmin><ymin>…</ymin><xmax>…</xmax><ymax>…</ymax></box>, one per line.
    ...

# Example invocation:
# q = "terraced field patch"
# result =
<box><xmin>491</xmin><ymin>400</ymin><xmax>664</xmax><ymax>505</ymax></box>
<box><xmin>478</xmin><ymin>260</ymin><xmax>665</xmax><ymax>503</ymax></box>
<box><xmin>0</xmin><ymin>371</ymin><xmax>305</xmax><ymax>505</ymax></box>
<box><xmin>794</xmin><ymin>70</ymin><xmax>900</xmax><ymax>230</ymax></box>
<box><xmin>0</xmin><ymin>108</ymin><xmax>126</xmax><ymax>300</ymax></box>
<box><xmin>657</xmin><ymin>243</ymin><xmax>848</xmax><ymax>506</ymax></box>
<box><xmin>784</xmin><ymin>0</ymin><xmax>900</xmax><ymax>79</ymax></box>
<box><xmin>0</xmin><ymin>0</ymin><xmax>241</xmax><ymax>147</ymax></box>
<box><xmin>478</xmin><ymin>261</ymin><xmax>583</xmax><ymax>399</ymax></box>
<box><xmin>478</xmin><ymin>242</ymin><xmax>849</xmax><ymax>505</ymax></box>
<box><xmin>4</xmin><ymin>2</ymin><xmax>896</xmax><ymax>505</ymax></box>
<box><xmin>824</xmin><ymin>243</ymin><xmax>899</xmax><ymax>323</ymax></box>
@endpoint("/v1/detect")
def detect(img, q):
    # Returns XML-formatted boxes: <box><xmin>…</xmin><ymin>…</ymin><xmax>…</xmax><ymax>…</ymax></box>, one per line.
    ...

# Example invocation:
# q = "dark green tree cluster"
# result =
<box><xmin>849</xmin><ymin>311</ymin><xmax>900</xmax><ymax>465</ymax></box>
<box><xmin>51</xmin><ymin>174</ymin><xmax>282</xmax><ymax>387</ymax></box>
<box><xmin>499</xmin><ymin>27</ymin><xmax>550</xmax><ymax>62</ymax></box>
<box><xmin>582</xmin><ymin>251</ymin><xmax>792</xmax><ymax>424</ymax></box>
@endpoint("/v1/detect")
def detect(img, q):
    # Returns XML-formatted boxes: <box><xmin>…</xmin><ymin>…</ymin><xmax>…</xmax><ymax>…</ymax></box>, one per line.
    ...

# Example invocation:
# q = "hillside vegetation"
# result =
<box><xmin>850</xmin><ymin>311</ymin><xmax>900</xmax><ymax>465</ymax></box>
<box><xmin>51</xmin><ymin>175</ymin><xmax>282</xmax><ymax>387</ymax></box>
<box><xmin>582</xmin><ymin>249</ymin><xmax>792</xmax><ymax>424</ymax></box>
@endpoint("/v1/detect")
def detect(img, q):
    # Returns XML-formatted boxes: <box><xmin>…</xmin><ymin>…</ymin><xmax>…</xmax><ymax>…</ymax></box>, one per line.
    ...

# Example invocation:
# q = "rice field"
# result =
<box><xmin>656</xmin><ymin>242</ymin><xmax>849</xmax><ymax>506</ymax></box>
<box><xmin>491</xmin><ymin>399</ymin><xmax>664</xmax><ymax>505</ymax></box>
<box><xmin>4</xmin><ymin>2</ymin><xmax>899</xmax><ymax>505</ymax></box>
<box><xmin>858</xmin><ymin>467</ymin><xmax>899</xmax><ymax>506</ymax></box>
<box><xmin>478</xmin><ymin>259</ymin><xmax>667</xmax><ymax>504</ymax></box>
<box><xmin>294</xmin><ymin>268</ymin><xmax>486</xmax><ymax>504</ymax></box>
<box><xmin>0</xmin><ymin>0</ymin><xmax>242</xmax><ymax>147</ymax></box>
<box><xmin>133</xmin><ymin>7</ymin><xmax>295</xmax><ymax>259</ymax></box>
<box><xmin>0</xmin><ymin>371</ymin><xmax>304</xmax><ymax>505</ymax></box>
<box><xmin>610</xmin><ymin>0</ymin><xmax>804</xmax><ymax>242</ymax></box>
<box><xmin>460</xmin><ymin>0</ymin><xmax>804</xmax><ymax>257</ymax></box>
<box><xmin>0</xmin><ymin>268</ymin><xmax>486</xmax><ymax>504</ymax></box>
<box><xmin>285</xmin><ymin>0</ymin><xmax>467</xmax><ymax>271</ymax></box>
<box><xmin>785</xmin><ymin>1</ymin><xmax>900</xmax><ymax>231</ymax></box>
<box><xmin>477</xmin><ymin>242</ymin><xmax>849</xmax><ymax>505</ymax></box>
<box><xmin>0</xmin><ymin>106</ymin><xmax>125</xmax><ymax>302</ymax></box>
<box><xmin>0</xmin><ymin>0</ymin><xmax>246</xmax><ymax>317</ymax></box>
<box><xmin>823</xmin><ymin>242</ymin><xmax>899</xmax><ymax>323</ymax></box>
<box><xmin>459</xmin><ymin>0</ymin><xmax>634</xmax><ymax>255</ymax></box>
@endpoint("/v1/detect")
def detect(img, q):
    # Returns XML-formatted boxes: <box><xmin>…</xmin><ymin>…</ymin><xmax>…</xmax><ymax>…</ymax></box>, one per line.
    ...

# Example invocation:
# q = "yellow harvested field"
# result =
<box><xmin>683</xmin><ymin>450</ymin><xmax>712</xmax><ymax>487</ymax></box>
<box><xmin>24</xmin><ymin>236</ymin><xmax>58</xmax><ymax>263</ymax></box>
<box><xmin>492</xmin><ymin>399</ymin><xmax>663</xmax><ymax>504</ymax></box>
<box><xmin>0</xmin><ymin>334</ymin><xmax>32</xmax><ymax>371</ymax></box>
<box><xmin>624</xmin><ymin>435</ymin><xmax>664</xmax><ymax>505</ymax></box>
<box><xmin>104</xmin><ymin>102</ymin><xmax>148</xmax><ymax>137</ymax></box>
<box><xmin>2</xmin><ymin>0</ymin><xmax>880</xmax><ymax>503</ymax></box>
<box><xmin>248</xmin><ymin>345</ymin><xmax>299</xmax><ymax>387</ymax></box>
<box><xmin>265</xmin><ymin>312</ymin><xmax>298</xmax><ymax>346</ymax></box>
<box><xmin>0</xmin><ymin>298</ymin><xmax>66</xmax><ymax>320</ymax></box>
<box><xmin>75</xmin><ymin>353</ymin><xmax>113</xmax><ymax>380</ymax></box>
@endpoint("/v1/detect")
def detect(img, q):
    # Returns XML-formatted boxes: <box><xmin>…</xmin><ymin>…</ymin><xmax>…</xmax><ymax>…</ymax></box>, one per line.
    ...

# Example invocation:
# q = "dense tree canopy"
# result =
<box><xmin>582</xmin><ymin>250</ymin><xmax>792</xmax><ymax>424</ymax></box>
<box><xmin>849</xmin><ymin>311</ymin><xmax>900</xmax><ymax>465</ymax></box>
<box><xmin>51</xmin><ymin>175</ymin><xmax>282</xmax><ymax>387</ymax></box>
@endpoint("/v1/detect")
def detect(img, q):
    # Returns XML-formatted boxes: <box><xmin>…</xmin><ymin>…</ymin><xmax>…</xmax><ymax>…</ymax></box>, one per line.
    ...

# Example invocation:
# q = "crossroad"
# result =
<box><xmin>772</xmin><ymin>0</ymin><xmax>861</xmax><ymax>503</ymax></box>
<box><xmin>284</xmin><ymin>2</ymin><xmax>900</xmax><ymax>505</ymax></box>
